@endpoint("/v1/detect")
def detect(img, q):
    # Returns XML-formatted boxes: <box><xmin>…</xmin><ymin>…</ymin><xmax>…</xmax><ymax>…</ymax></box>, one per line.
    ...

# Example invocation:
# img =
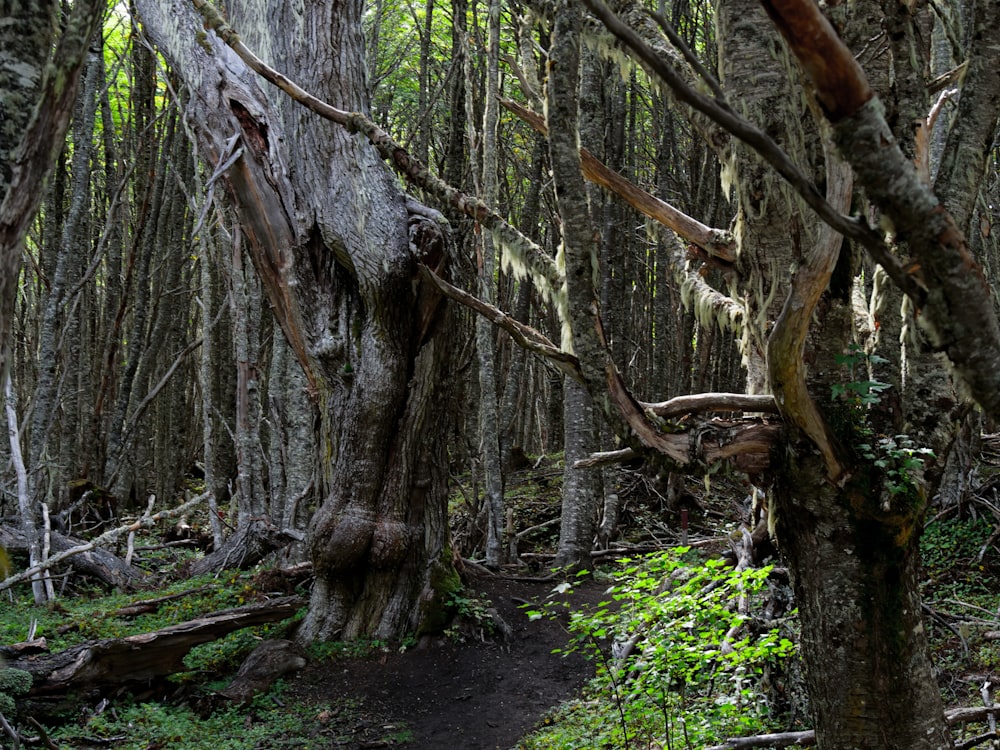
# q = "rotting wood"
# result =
<box><xmin>187</xmin><ymin>517</ymin><xmax>301</xmax><ymax>577</ymax></box>
<box><xmin>1</xmin><ymin>596</ymin><xmax>304</xmax><ymax>696</ymax></box>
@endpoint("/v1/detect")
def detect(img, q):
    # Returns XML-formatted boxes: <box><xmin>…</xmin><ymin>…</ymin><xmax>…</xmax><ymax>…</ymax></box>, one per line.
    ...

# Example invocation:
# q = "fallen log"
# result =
<box><xmin>0</xmin><ymin>525</ymin><xmax>146</xmax><ymax>591</ymax></box>
<box><xmin>1</xmin><ymin>595</ymin><xmax>305</xmax><ymax>696</ymax></box>
<box><xmin>188</xmin><ymin>518</ymin><xmax>301</xmax><ymax>577</ymax></box>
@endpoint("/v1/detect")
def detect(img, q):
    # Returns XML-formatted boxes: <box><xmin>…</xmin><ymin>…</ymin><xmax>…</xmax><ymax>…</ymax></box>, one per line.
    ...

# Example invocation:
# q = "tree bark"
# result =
<box><xmin>136</xmin><ymin>0</ymin><xmax>459</xmax><ymax>641</ymax></box>
<box><xmin>554</xmin><ymin>379</ymin><xmax>602</xmax><ymax>569</ymax></box>
<box><xmin>774</xmin><ymin>450</ymin><xmax>951</xmax><ymax>750</ymax></box>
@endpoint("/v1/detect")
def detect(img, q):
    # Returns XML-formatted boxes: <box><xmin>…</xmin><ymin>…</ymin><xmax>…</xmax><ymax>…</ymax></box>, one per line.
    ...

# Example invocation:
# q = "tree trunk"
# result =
<box><xmin>774</xmin><ymin>450</ymin><xmax>950</xmax><ymax>750</ymax></box>
<box><xmin>136</xmin><ymin>0</ymin><xmax>459</xmax><ymax>642</ymax></box>
<box><xmin>553</xmin><ymin>379</ymin><xmax>601</xmax><ymax>569</ymax></box>
<box><xmin>475</xmin><ymin>0</ymin><xmax>506</xmax><ymax>567</ymax></box>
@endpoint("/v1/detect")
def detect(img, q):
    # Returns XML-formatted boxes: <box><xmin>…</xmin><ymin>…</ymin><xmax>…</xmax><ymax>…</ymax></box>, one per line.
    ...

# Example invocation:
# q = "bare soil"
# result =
<box><xmin>285</xmin><ymin>572</ymin><xmax>604</xmax><ymax>749</ymax></box>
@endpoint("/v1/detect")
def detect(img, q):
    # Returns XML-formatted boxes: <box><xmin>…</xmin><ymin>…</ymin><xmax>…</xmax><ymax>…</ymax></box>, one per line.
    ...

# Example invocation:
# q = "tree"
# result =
<box><xmin>556</xmin><ymin>0</ymin><xmax>1000</xmax><ymax>746</ymax></box>
<box><xmin>134</xmin><ymin>0</ymin><xmax>460</xmax><ymax>640</ymax></box>
<box><xmin>1</xmin><ymin>0</ymin><xmax>106</xmax><ymax>602</ymax></box>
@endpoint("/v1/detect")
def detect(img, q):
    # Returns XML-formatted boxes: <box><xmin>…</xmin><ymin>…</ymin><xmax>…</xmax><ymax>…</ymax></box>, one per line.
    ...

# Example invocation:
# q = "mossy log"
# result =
<box><xmin>0</xmin><ymin>596</ymin><xmax>304</xmax><ymax>697</ymax></box>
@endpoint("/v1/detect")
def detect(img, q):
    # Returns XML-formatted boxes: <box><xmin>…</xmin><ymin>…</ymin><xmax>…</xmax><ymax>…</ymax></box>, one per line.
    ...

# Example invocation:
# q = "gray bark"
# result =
<box><xmin>553</xmin><ymin>379</ymin><xmax>601</xmax><ymax>569</ymax></box>
<box><xmin>267</xmin><ymin>329</ymin><xmax>316</xmax><ymax>558</ymax></box>
<box><xmin>476</xmin><ymin>0</ymin><xmax>506</xmax><ymax>567</ymax></box>
<box><xmin>136</xmin><ymin>0</ymin><xmax>458</xmax><ymax>642</ymax></box>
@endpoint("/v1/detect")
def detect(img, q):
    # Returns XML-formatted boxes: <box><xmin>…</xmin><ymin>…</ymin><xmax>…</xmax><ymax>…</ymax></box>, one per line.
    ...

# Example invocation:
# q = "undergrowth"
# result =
<box><xmin>520</xmin><ymin>548</ymin><xmax>797</xmax><ymax>749</ymax></box>
<box><xmin>47</xmin><ymin>684</ymin><xmax>410</xmax><ymax>749</ymax></box>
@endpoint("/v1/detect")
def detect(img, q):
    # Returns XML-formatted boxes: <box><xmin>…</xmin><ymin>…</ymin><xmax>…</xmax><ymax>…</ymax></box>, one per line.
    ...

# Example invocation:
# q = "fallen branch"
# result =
<box><xmin>703</xmin><ymin>730</ymin><xmax>815</xmax><ymax>749</ymax></box>
<box><xmin>0</xmin><ymin>492</ymin><xmax>210</xmax><ymax>593</ymax></box>
<box><xmin>704</xmin><ymin>706</ymin><xmax>1000</xmax><ymax>750</ymax></box>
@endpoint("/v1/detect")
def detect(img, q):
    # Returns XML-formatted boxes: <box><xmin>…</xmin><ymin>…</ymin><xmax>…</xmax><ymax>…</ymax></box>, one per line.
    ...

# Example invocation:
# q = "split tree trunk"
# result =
<box><xmin>136</xmin><ymin>0</ymin><xmax>459</xmax><ymax>641</ymax></box>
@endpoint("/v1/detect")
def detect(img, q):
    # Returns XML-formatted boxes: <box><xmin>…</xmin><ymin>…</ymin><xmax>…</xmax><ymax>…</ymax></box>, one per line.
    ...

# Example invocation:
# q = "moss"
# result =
<box><xmin>417</xmin><ymin>556</ymin><xmax>462</xmax><ymax>636</ymax></box>
<box><xmin>0</xmin><ymin>668</ymin><xmax>32</xmax><ymax>716</ymax></box>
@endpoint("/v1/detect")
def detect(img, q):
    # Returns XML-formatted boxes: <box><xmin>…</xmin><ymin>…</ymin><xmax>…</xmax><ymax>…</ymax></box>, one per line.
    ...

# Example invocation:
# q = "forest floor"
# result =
<box><xmin>283</xmin><ymin>571</ymin><xmax>605</xmax><ymax>749</ymax></box>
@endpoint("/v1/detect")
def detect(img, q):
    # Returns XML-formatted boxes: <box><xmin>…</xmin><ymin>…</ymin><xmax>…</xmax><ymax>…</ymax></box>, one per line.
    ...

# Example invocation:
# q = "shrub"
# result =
<box><xmin>523</xmin><ymin>549</ymin><xmax>796</xmax><ymax>749</ymax></box>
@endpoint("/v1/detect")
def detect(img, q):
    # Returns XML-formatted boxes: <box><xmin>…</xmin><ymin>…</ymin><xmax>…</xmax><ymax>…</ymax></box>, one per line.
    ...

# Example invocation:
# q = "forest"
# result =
<box><xmin>2</xmin><ymin>0</ymin><xmax>1000</xmax><ymax>747</ymax></box>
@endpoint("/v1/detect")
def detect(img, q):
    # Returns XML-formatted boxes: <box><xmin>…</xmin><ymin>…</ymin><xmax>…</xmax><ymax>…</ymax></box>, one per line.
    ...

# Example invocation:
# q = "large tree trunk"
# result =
<box><xmin>136</xmin><ymin>0</ymin><xmax>458</xmax><ymax>642</ymax></box>
<box><xmin>775</xmin><ymin>451</ymin><xmax>950</xmax><ymax>750</ymax></box>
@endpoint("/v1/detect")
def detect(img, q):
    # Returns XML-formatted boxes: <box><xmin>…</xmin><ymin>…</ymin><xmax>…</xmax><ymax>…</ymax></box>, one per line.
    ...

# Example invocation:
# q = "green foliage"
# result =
<box><xmin>522</xmin><ymin>550</ymin><xmax>795</xmax><ymax>749</ymax></box>
<box><xmin>442</xmin><ymin>590</ymin><xmax>497</xmax><ymax>642</ymax></box>
<box><xmin>0</xmin><ymin>571</ymin><xmax>280</xmax><ymax>652</ymax></box>
<box><xmin>921</xmin><ymin>516</ymin><xmax>998</xmax><ymax>603</ymax></box>
<box><xmin>830</xmin><ymin>344</ymin><xmax>892</xmax><ymax>407</ymax></box>
<box><xmin>0</xmin><ymin>668</ymin><xmax>32</xmax><ymax>716</ymax></box>
<box><xmin>829</xmin><ymin>344</ymin><xmax>933</xmax><ymax>500</ymax></box>
<box><xmin>305</xmin><ymin>639</ymin><xmax>390</xmax><ymax>662</ymax></box>
<box><xmin>48</xmin><ymin>689</ymin><xmax>374</xmax><ymax>749</ymax></box>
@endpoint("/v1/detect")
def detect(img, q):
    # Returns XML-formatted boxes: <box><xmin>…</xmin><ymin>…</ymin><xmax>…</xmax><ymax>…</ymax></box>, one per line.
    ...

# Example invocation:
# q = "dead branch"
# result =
<box><xmin>575</xmin><ymin>448</ymin><xmax>638</xmax><ymax>469</ymax></box>
<box><xmin>703</xmin><ymin>730</ymin><xmax>815</xmax><ymax>749</ymax></box>
<box><xmin>0</xmin><ymin>492</ymin><xmax>209</xmax><ymax>593</ymax></box>
<box><xmin>501</xmin><ymin>98</ymin><xmax>735</xmax><ymax>262</ymax></box>
<box><xmin>639</xmin><ymin>393</ymin><xmax>778</xmax><ymax>419</ymax></box>
<box><xmin>419</xmin><ymin>266</ymin><xmax>581</xmax><ymax>380</ymax></box>
<box><xmin>106</xmin><ymin>585</ymin><xmax>216</xmax><ymax>618</ymax></box>
<box><xmin>703</xmin><ymin>706</ymin><xmax>1000</xmax><ymax>750</ymax></box>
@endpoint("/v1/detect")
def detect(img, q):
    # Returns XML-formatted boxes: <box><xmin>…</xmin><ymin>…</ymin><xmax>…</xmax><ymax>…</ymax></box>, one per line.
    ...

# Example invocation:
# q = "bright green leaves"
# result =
<box><xmin>526</xmin><ymin>549</ymin><xmax>797</xmax><ymax>747</ymax></box>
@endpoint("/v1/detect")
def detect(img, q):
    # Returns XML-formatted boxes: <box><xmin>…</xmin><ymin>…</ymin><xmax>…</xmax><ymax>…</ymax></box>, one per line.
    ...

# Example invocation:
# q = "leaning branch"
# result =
<box><xmin>419</xmin><ymin>267</ymin><xmax>583</xmax><ymax>381</ymax></box>
<box><xmin>501</xmin><ymin>98</ymin><xmax>736</xmax><ymax>262</ymax></box>
<box><xmin>188</xmin><ymin>0</ymin><xmax>563</xmax><ymax>296</ymax></box>
<box><xmin>0</xmin><ymin>492</ymin><xmax>210</xmax><ymax>593</ymax></box>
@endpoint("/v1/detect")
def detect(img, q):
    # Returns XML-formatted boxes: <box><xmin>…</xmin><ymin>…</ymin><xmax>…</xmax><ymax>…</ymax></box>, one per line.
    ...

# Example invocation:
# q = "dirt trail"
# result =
<box><xmin>288</xmin><ymin>574</ymin><xmax>602</xmax><ymax>749</ymax></box>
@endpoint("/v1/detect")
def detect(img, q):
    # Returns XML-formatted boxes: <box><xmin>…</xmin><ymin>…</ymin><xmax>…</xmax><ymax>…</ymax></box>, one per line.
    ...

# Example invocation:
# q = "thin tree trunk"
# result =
<box><xmin>474</xmin><ymin>0</ymin><xmax>505</xmax><ymax>567</ymax></box>
<box><xmin>554</xmin><ymin>379</ymin><xmax>601</xmax><ymax>569</ymax></box>
<box><xmin>5</xmin><ymin>375</ymin><xmax>45</xmax><ymax>603</ymax></box>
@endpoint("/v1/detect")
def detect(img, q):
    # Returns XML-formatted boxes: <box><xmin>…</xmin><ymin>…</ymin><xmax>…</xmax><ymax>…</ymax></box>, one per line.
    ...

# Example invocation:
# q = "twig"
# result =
<box><xmin>125</xmin><ymin>494</ymin><xmax>156</xmax><ymax>567</ymax></box>
<box><xmin>955</xmin><ymin>732</ymin><xmax>1000</xmax><ymax>750</ymax></box>
<box><xmin>0</xmin><ymin>711</ymin><xmax>20</xmax><ymax>750</ymax></box>
<box><xmin>25</xmin><ymin>718</ymin><xmax>58</xmax><ymax>750</ymax></box>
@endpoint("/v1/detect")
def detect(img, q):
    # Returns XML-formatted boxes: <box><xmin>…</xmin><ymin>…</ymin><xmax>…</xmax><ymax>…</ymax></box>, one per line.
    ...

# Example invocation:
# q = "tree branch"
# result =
<box><xmin>185</xmin><ymin>0</ymin><xmax>563</xmax><ymax>298</ymax></box>
<box><xmin>419</xmin><ymin>267</ymin><xmax>582</xmax><ymax>381</ymax></box>
<box><xmin>639</xmin><ymin>393</ymin><xmax>779</xmax><ymax>418</ymax></box>
<box><xmin>759</xmin><ymin>0</ymin><xmax>1000</xmax><ymax>424</ymax></box>
<box><xmin>0</xmin><ymin>493</ymin><xmax>210</xmax><ymax>593</ymax></box>
<box><xmin>501</xmin><ymin>98</ymin><xmax>736</xmax><ymax>262</ymax></box>
<box><xmin>581</xmin><ymin>0</ymin><xmax>920</xmax><ymax>300</ymax></box>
